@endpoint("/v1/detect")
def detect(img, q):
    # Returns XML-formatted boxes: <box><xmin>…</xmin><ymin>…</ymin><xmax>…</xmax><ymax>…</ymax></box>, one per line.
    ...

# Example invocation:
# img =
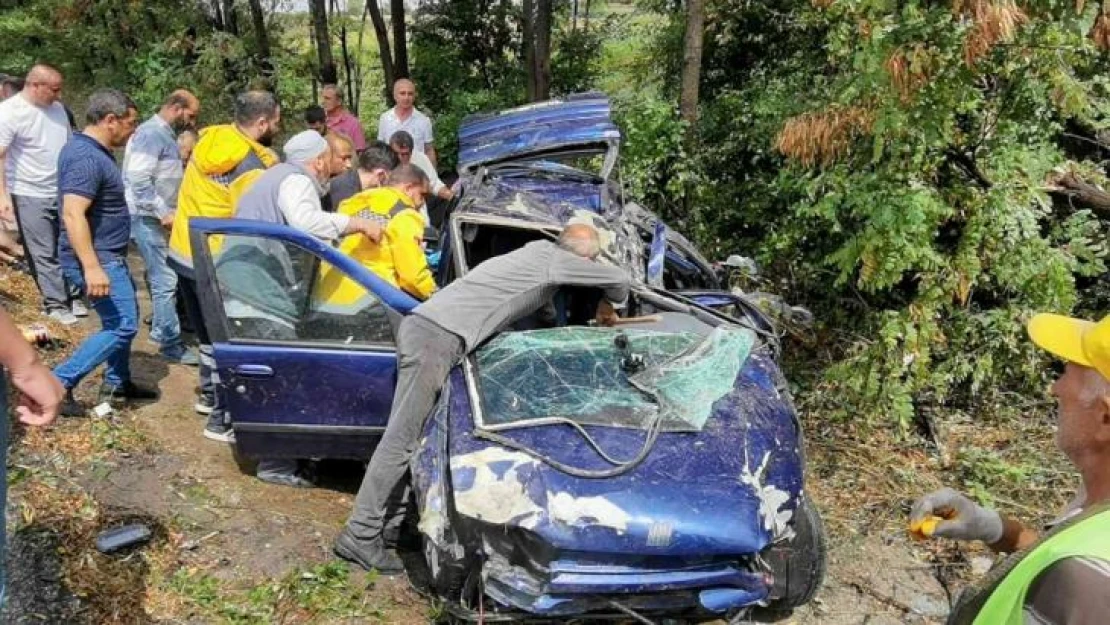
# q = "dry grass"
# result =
<box><xmin>954</xmin><ymin>0</ymin><xmax>1030</xmax><ymax>66</ymax></box>
<box><xmin>774</xmin><ymin>106</ymin><xmax>874</xmax><ymax>167</ymax></box>
<box><xmin>886</xmin><ymin>45</ymin><xmax>934</xmax><ymax>103</ymax></box>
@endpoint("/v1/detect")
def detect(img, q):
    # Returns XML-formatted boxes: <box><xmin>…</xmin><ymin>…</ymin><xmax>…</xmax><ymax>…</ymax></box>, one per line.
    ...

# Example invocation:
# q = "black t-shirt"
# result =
<box><xmin>323</xmin><ymin>168</ymin><xmax>360</xmax><ymax>213</ymax></box>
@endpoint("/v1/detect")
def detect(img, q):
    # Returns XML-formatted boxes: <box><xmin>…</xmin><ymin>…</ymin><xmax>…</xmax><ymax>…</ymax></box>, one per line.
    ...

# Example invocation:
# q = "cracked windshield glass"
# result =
<box><xmin>475</xmin><ymin>326</ymin><xmax>755</xmax><ymax>431</ymax></box>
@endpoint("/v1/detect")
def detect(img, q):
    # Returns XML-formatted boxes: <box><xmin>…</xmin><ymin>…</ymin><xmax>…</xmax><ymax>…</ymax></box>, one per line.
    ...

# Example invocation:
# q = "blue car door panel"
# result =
<box><xmin>188</xmin><ymin>219</ymin><xmax>419</xmax><ymax>460</ymax></box>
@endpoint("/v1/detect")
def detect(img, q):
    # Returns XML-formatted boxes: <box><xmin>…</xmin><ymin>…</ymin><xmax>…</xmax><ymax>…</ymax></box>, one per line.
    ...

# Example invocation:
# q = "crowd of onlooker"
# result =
<box><xmin>0</xmin><ymin>65</ymin><xmax>447</xmax><ymax>490</ymax></box>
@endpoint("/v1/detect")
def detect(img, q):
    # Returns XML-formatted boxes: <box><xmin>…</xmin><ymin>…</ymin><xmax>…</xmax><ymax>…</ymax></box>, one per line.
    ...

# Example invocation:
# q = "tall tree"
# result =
<box><xmin>310</xmin><ymin>0</ymin><xmax>337</xmax><ymax>83</ymax></box>
<box><xmin>246</xmin><ymin>0</ymin><xmax>273</xmax><ymax>82</ymax></box>
<box><xmin>678</xmin><ymin>0</ymin><xmax>704</xmax><ymax>141</ymax></box>
<box><xmin>390</xmin><ymin>0</ymin><xmax>409</xmax><ymax>78</ymax></box>
<box><xmin>523</xmin><ymin>0</ymin><xmax>552</xmax><ymax>101</ymax></box>
<box><xmin>366</xmin><ymin>0</ymin><xmax>395</xmax><ymax>98</ymax></box>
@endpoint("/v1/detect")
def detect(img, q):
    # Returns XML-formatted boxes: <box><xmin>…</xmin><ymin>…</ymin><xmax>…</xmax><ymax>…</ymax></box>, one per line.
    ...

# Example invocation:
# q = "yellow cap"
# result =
<box><xmin>1027</xmin><ymin>313</ymin><xmax>1110</xmax><ymax>379</ymax></box>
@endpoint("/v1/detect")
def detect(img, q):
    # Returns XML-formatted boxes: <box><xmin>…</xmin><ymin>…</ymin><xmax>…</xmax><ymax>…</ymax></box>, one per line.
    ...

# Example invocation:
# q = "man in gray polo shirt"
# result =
<box><xmin>335</xmin><ymin>223</ymin><xmax>630</xmax><ymax>573</ymax></box>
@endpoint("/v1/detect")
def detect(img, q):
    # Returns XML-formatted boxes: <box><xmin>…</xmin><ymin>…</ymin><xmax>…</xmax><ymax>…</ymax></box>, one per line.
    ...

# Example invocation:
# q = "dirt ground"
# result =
<box><xmin>3</xmin><ymin>254</ymin><xmax>1063</xmax><ymax>624</ymax></box>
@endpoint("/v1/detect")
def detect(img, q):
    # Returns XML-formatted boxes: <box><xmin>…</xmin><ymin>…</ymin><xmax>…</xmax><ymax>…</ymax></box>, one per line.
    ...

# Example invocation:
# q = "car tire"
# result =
<box><xmin>423</xmin><ymin>534</ymin><xmax>469</xmax><ymax>599</ymax></box>
<box><xmin>764</xmin><ymin>493</ymin><xmax>827</xmax><ymax>609</ymax></box>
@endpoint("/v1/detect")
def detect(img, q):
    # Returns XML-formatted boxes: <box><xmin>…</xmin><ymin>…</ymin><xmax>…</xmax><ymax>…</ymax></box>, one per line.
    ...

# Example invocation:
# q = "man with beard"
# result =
<box><xmin>222</xmin><ymin>130</ymin><xmax>382</xmax><ymax>486</ymax></box>
<box><xmin>123</xmin><ymin>90</ymin><xmax>200</xmax><ymax>366</ymax></box>
<box><xmin>52</xmin><ymin>89</ymin><xmax>158</xmax><ymax>414</ymax></box>
<box><xmin>168</xmin><ymin>90</ymin><xmax>281</xmax><ymax>443</ymax></box>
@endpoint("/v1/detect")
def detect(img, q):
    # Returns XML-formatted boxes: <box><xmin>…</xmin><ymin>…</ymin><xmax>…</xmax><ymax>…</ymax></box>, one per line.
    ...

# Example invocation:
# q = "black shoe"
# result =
<box><xmin>98</xmin><ymin>381</ymin><xmax>159</xmax><ymax>404</ymax></box>
<box><xmin>60</xmin><ymin>391</ymin><xmax>86</xmax><ymax>417</ymax></box>
<box><xmin>334</xmin><ymin>531</ymin><xmax>404</xmax><ymax>574</ymax></box>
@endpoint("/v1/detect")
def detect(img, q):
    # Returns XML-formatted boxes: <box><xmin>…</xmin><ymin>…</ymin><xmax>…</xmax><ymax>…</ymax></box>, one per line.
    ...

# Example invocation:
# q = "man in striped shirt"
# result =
<box><xmin>123</xmin><ymin>90</ymin><xmax>200</xmax><ymax>365</ymax></box>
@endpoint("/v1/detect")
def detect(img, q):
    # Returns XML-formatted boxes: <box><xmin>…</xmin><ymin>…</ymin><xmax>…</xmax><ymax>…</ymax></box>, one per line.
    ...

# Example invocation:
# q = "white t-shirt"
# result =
<box><xmin>0</xmin><ymin>94</ymin><xmax>71</xmax><ymax>198</ymax></box>
<box><xmin>410</xmin><ymin>149</ymin><xmax>445</xmax><ymax>196</ymax></box>
<box><xmin>377</xmin><ymin>107</ymin><xmax>434</xmax><ymax>154</ymax></box>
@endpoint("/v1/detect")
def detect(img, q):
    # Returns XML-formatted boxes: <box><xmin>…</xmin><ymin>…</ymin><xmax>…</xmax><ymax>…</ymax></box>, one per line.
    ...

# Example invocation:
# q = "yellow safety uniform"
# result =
<box><xmin>168</xmin><ymin>124</ymin><xmax>277</xmax><ymax>271</ymax></box>
<box><xmin>316</xmin><ymin>187</ymin><xmax>435</xmax><ymax>310</ymax></box>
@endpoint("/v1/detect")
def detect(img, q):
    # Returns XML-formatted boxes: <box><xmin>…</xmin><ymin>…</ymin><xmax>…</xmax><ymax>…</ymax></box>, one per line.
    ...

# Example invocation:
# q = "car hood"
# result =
<box><xmin>457</xmin><ymin>93</ymin><xmax>620</xmax><ymax>171</ymax></box>
<box><xmin>445</xmin><ymin>348</ymin><xmax>804</xmax><ymax>557</ymax></box>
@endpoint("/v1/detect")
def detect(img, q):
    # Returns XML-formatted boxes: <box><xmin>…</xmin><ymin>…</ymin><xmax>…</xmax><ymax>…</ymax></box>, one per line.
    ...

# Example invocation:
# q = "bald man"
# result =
<box><xmin>0</xmin><ymin>64</ymin><xmax>81</xmax><ymax>324</ymax></box>
<box><xmin>320</xmin><ymin>84</ymin><xmax>366</xmax><ymax>151</ymax></box>
<box><xmin>123</xmin><ymin>89</ymin><xmax>201</xmax><ymax>365</ymax></box>
<box><xmin>336</xmin><ymin>223</ymin><xmax>630</xmax><ymax>573</ymax></box>
<box><xmin>376</xmin><ymin>79</ymin><xmax>436</xmax><ymax>167</ymax></box>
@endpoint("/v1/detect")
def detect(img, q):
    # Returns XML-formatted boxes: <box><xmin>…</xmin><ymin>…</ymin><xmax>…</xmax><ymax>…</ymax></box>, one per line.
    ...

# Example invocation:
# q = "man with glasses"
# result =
<box><xmin>0</xmin><ymin>64</ymin><xmax>83</xmax><ymax>325</ymax></box>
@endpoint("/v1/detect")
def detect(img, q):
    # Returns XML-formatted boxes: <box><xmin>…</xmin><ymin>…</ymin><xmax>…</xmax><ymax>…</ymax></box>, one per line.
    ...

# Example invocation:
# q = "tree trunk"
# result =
<box><xmin>1048</xmin><ymin>172</ymin><xmax>1110</xmax><ymax>217</ymax></box>
<box><xmin>332</xmin><ymin>0</ymin><xmax>357</xmax><ymax>112</ymax></box>
<box><xmin>368</xmin><ymin>0</ymin><xmax>395</xmax><ymax>101</ymax></box>
<box><xmin>572</xmin><ymin>0</ymin><xmax>578</xmax><ymax>33</ymax></box>
<box><xmin>679</xmin><ymin>0</ymin><xmax>705</xmax><ymax>139</ymax></box>
<box><xmin>535</xmin><ymin>0</ymin><xmax>552</xmax><ymax>100</ymax></box>
<box><xmin>221</xmin><ymin>0</ymin><xmax>238</xmax><ymax>35</ymax></box>
<box><xmin>523</xmin><ymin>0</ymin><xmax>551</xmax><ymax>101</ymax></box>
<box><xmin>583</xmin><ymin>0</ymin><xmax>591</xmax><ymax>32</ymax></box>
<box><xmin>523</xmin><ymin>0</ymin><xmax>536</xmax><ymax>100</ymax></box>
<box><xmin>390</xmin><ymin>0</ymin><xmax>409</xmax><ymax>79</ymax></box>
<box><xmin>246</xmin><ymin>0</ymin><xmax>273</xmax><ymax>83</ymax></box>
<box><xmin>310</xmin><ymin>0</ymin><xmax>337</xmax><ymax>84</ymax></box>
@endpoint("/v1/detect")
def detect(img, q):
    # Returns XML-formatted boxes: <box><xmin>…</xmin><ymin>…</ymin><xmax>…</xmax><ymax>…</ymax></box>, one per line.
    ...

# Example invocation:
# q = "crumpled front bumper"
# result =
<box><xmin>482</xmin><ymin>549</ymin><xmax>772</xmax><ymax>616</ymax></box>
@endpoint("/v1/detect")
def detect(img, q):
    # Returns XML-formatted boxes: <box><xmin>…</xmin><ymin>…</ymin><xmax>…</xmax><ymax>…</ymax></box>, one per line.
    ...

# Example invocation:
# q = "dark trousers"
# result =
<box><xmin>175</xmin><ymin>269</ymin><xmax>227</xmax><ymax>427</ymax></box>
<box><xmin>344</xmin><ymin>315</ymin><xmax>465</xmax><ymax>542</ymax></box>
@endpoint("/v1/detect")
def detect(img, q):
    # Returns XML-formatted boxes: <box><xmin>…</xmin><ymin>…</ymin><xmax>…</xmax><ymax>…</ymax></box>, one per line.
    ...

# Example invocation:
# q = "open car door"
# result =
<box><xmin>188</xmin><ymin>219</ymin><xmax>419</xmax><ymax>460</ymax></box>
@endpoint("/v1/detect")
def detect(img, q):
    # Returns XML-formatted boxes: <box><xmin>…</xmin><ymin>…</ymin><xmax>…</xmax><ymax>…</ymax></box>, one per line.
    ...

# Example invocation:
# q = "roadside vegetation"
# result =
<box><xmin>2</xmin><ymin>0</ymin><xmax>1108</xmax><ymax>621</ymax></box>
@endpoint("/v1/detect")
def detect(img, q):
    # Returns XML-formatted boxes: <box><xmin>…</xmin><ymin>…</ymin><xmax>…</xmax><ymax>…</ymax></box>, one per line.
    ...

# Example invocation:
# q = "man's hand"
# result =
<box><xmin>349</xmin><ymin>217</ymin><xmax>383</xmax><ymax>243</ymax></box>
<box><xmin>0</xmin><ymin>228</ymin><xmax>22</xmax><ymax>263</ymax></box>
<box><xmin>0</xmin><ymin>193</ymin><xmax>14</xmax><ymax>226</ymax></box>
<box><xmin>83</xmin><ymin>265</ymin><xmax>111</xmax><ymax>299</ymax></box>
<box><xmin>910</xmin><ymin>487</ymin><xmax>1004</xmax><ymax>543</ymax></box>
<box><xmin>160</xmin><ymin>212</ymin><xmax>176</xmax><ymax>229</ymax></box>
<box><xmin>595</xmin><ymin>300</ymin><xmax>620</xmax><ymax>327</ymax></box>
<box><xmin>10</xmin><ymin>361</ymin><xmax>65</xmax><ymax>426</ymax></box>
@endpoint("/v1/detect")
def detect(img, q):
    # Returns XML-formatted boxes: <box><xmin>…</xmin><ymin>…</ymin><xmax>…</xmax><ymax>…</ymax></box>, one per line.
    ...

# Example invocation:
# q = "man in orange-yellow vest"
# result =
<box><xmin>910</xmin><ymin>312</ymin><xmax>1110</xmax><ymax>624</ymax></box>
<box><xmin>168</xmin><ymin>90</ymin><xmax>281</xmax><ymax>445</ymax></box>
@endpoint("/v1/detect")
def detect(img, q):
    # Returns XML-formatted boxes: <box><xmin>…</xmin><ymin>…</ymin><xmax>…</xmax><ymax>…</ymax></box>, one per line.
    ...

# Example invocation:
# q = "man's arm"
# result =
<box><xmin>0</xmin><ymin>144</ymin><xmax>13</xmax><ymax>226</ymax></box>
<box><xmin>422</xmin><ymin>116</ymin><xmax>437</xmax><ymax>167</ymax></box>
<box><xmin>389</xmin><ymin>211</ymin><xmax>436</xmax><ymax>299</ymax></box>
<box><xmin>1</xmin><ymin>306</ymin><xmax>65</xmax><ymax>426</ymax></box>
<box><xmin>910</xmin><ymin>487</ymin><xmax>1038</xmax><ymax>553</ymax></box>
<box><xmin>277</xmin><ymin>176</ymin><xmax>381</xmax><ymax>241</ymax></box>
<box><xmin>62</xmin><ymin>193</ymin><xmax>109</xmax><ymax>297</ymax></box>
<box><xmin>549</xmin><ymin>251</ymin><xmax>631</xmax><ymax>307</ymax></box>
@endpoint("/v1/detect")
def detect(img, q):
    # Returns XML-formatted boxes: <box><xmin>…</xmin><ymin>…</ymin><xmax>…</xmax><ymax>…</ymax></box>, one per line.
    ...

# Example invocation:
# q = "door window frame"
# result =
<box><xmin>189</xmin><ymin>218</ymin><xmax>419</xmax><ymax>352</ymax></box>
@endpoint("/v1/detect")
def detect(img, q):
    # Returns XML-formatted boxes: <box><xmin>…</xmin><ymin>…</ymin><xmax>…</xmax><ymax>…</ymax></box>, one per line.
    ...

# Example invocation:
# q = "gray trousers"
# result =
<box><xmin>345</xmin><ymin>314</ymin><xmax>465</xmax><ymax>542</ymax></box>
<box><xmin>13</xmin><ymin>195</ymin><xmax>74</xmax><ymax>311</ymax></box>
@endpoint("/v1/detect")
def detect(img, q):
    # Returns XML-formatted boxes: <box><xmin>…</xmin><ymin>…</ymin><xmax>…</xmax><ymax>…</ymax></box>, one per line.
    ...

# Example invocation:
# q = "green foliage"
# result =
<box><xmin>622</xmin><ymin>0</ymin><xmax>1110</xmax><ymax>430</ymax></box>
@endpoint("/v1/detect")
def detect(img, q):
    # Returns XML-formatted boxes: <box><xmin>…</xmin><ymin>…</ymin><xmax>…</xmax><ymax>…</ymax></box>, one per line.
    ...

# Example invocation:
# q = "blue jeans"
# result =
<box><xmin>131</xmin><ymin>216</ymin><xmax>183</xmax><ymax>351</ymax></box>
<box><xmin>54</xmin><ymin>258</ymin><xmax>139</xmax><ymax>389</ymax></box>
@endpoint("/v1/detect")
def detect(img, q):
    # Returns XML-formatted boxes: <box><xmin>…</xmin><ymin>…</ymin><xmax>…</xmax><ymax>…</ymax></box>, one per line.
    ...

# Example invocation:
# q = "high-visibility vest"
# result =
<box><xmin>954</xmin><ymin>505</ymin><xmax>1110</xmax><ymax>624</ymax></box>
<box><xmin>168</xmin><ymin>125</ymin><xmax>276</xmax><ymax>270</ymax></box>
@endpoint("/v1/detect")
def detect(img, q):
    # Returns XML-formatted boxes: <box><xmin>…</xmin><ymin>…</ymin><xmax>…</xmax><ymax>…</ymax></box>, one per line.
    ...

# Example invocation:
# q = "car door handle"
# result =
<box><xmin>234</xmin><ymin>364</ymin><xmax>274</xmax><ymax>378</ymax></box>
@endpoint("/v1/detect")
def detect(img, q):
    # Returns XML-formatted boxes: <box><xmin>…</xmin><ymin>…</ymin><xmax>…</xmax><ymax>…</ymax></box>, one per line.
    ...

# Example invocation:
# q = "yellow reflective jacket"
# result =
<box><xmin>168</xmin><ymin>125</ymin><xmax>277</xmax><ymax>270</ymax></box>
<box><xmin>315</xmin><ymin>187</ymin><xmax>435</xmax><ymax>309</ymax></box>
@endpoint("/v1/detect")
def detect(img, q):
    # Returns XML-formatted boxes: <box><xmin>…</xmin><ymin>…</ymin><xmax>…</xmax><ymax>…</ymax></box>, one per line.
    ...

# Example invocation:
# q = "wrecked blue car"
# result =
<box><xmin>187</xmin><ymin>93</ymin><xmax>825</xmax><ymax>621</ymax></box>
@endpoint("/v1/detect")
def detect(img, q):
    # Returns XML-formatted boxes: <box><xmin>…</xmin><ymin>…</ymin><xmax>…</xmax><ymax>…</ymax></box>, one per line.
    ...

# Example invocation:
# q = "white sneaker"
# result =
<box><xmin>71</xmin><ymin>300</ymin><xmax>89</xmax><ymax>317</ymax></box>
<box><xmin>47</xmin><ymin>308</ymin><xmax>79</xmax><ymax>326</ymax></box>
<box><xmin>203</xmin><ymin>426</ymin><xmax>236</xmax><ymax>444</ymax></box>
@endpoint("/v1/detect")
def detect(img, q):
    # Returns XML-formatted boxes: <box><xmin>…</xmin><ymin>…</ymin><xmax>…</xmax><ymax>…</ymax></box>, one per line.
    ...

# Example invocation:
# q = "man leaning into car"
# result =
<box><xmin>335</xmin><ymin>223</ymin><xmax>630</xmax><ymax>573</ymax></box>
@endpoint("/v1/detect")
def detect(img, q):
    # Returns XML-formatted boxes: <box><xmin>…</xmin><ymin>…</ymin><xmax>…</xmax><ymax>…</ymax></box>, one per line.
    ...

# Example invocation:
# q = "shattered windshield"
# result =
<box><xmin>474</xmin><ymin>326</ymin><xmax>755</xmax><ymax>431</ymax></box>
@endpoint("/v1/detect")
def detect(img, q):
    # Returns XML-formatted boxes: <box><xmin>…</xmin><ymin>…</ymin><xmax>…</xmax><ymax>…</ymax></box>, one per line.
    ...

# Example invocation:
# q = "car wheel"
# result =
<box><xmin>423</xmin><ymin>534</ymin><xmax>469</xmax><ymax>599</ymax></box>
<box><xmin>764</xmin><ymin>493</ymin><xmax>827</xmax><ymax>609</ymax></box>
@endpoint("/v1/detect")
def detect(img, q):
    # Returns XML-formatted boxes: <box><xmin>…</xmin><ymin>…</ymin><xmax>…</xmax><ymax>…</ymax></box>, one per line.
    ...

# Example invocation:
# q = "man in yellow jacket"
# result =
<box><xmin>317</xmin><ymin>165</ymin><xmax>434</xmax><ymax>307</ymax></box>
<box><xmin>167</xmin><ymin>91</ymin><xmax>281</xmax><ymax>443</ymax></box>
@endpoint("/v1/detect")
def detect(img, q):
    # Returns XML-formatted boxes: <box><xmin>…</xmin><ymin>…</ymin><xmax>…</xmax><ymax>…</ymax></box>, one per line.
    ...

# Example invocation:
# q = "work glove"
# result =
<box><xmin>910</xmin><ymin>487</ymin><xmax>1004</xmax><ymax>544</ymax></box>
